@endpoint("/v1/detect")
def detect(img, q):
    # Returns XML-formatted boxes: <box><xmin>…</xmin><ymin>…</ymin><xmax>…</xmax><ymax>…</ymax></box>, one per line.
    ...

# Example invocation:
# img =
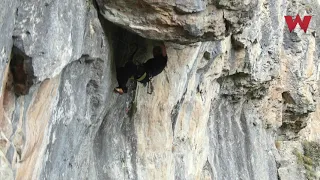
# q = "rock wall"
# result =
<box><xmin>0</xmin><ymin>0</ymin><xmax>320</xmax><ymax>180</ymax></box>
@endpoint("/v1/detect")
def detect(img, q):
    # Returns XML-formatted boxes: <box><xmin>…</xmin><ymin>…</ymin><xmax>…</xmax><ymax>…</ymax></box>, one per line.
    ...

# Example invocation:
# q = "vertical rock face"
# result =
<box><xmin>12</xmin><ymin>0</ymin><xmax>88</xmax><ymax>82</ymax></box>
<box><xmin>0</xmin><ymin>0</ymin><xmax>17</xmax><ymax>93</ymax></box>
<box><xmin>0</xmin><ymin>0</ymin><xmax>320</xmax><ymax>180</ymax></box>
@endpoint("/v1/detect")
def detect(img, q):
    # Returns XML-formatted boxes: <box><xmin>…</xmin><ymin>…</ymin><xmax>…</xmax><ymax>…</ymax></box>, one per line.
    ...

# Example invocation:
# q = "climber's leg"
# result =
<box><xmin>114</xmin><ymin>62</ymin><xmax>137</xmax><ymax>94</ymax></box>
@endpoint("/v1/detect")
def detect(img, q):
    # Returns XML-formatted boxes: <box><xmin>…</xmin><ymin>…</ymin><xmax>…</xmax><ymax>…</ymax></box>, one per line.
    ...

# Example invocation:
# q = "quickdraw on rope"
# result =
<box><xmin>147</xmin><ymin>77</ymin><xmax>154</xmax><ymax>94</ymax></box>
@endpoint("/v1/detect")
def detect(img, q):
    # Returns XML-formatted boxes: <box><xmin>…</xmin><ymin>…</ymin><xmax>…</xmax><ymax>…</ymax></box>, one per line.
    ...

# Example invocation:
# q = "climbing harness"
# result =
<box><xmin>136</xmin><ymin>72</ymin><xmax>147</xmax><ymax>82</ymax></box>
<box><xmin>135</xmin><ymin>65</ymin><xmax>147</xmax><ymax>82</ymax></box>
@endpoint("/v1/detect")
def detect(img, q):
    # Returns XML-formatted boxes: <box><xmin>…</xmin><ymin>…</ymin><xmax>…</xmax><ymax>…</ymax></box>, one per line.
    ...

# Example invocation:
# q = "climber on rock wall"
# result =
<box><xmin>114</xmin><ymin>44</ymin><xmax>168</xmax><ymax>95</ymax></box>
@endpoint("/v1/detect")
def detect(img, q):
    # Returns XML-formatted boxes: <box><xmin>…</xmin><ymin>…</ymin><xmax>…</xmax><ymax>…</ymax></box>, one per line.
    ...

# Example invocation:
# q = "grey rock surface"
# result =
<box><xmin>175</xmin><ymin>0</ymin><xmax>207</xmax><ymax>13</ymax></box>
<box><xmin>0</xmin><ymin>0</ymin><xmax>17</xmax><ymax>93</ymax></box>
<box><xmin>208</xmin><ymin>98</ymin><xmax>278</xmax><ymax>180</ymax></box>
<box><xmin>13</xmin><ymin>0</ymin><xmax>88</xmax><ymax>82</ymax></box>
<box><xmin>96</xmin><ymin>0</ymin><xmax>228</xmax><ymax>43</ymax></box>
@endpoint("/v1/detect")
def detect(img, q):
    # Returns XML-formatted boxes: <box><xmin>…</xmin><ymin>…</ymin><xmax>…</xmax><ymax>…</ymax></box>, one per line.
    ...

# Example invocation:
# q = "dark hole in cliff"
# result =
<box><xmin>93</xmin><ymin>0</ymin><xmax>165</xmax><ymax>110</ymax></box>
<box><xmin>277</xmin><ymin>114</ymin><xmax>308</xmax><ymax>140</ymax></box>
<box><xmin>9</xmin><ymin>46</ymin><xmax>35</xmax><ymax>96</ymax></box>
<box><xmin>231</xmin><ymin>35</ymin><xmax>245</xmax><ymax>50</ymax></box>
<box><xmin>93</xmin><ymin>0</ymin><xmax>162</xmax><ymax>68</ymax></box>
<box><xmin>107</xmin><ymin>24</ymin><xmax>163</xmax><ymax>68</ymax></box>
<box><xmin>282</xmin><ymin>91</ymin><xmax>295</xmax><ymax>104</ymax></box>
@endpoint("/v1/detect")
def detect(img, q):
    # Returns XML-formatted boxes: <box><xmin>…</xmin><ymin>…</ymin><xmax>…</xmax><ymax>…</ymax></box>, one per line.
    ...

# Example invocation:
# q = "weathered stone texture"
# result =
<box><xmin>0</xmin><ymin>0</ymin><xmax>17</xmax><ymax>93</ymax></box>
<box><xmin>13</xmin><ymin>0</ymin><xmax>87</xmax><ymax>82</ymax></box>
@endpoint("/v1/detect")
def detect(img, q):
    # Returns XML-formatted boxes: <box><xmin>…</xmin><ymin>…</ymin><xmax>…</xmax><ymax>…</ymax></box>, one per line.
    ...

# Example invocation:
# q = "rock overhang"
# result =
<box><xmin>96</xmin><ymin>0</ymin><xmax>258</xmax><ymax>44</ymax></box>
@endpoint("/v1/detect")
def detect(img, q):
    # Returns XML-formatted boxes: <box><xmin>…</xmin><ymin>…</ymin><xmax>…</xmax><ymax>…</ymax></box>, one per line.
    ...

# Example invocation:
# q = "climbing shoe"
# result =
<box><xmin>114</xmin><ymin>87</ymin><xmax>127</xmax><ymax>95</ymax></box>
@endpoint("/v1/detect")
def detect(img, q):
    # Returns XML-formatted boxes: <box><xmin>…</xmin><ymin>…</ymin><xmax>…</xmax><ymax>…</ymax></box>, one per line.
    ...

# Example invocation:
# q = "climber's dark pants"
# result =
<box><xmin>116</xmin><ymin>62</ymin><xmax>138</xmax><ymax>91</ymax></box>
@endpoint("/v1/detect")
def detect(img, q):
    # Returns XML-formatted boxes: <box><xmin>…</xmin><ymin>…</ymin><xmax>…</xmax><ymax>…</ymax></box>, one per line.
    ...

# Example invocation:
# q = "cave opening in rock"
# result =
<box><xmin>92</xmin><ymin>0</ymin><xmax>162</xmax><ymax>67</ymax></box>
<box><xmin>96</xmin><ymin>6</ymin><xmax>165</xmax><ymax>95</ymax></box>
<box><xmin>9</xmin><ymin>46</ymin><xmax>35</xmax><ymax>96</ymax></box>
<box><xmin>105</xmin><ymin>22</ymin><xmax>162</xmax><ymax>67</ymax></box>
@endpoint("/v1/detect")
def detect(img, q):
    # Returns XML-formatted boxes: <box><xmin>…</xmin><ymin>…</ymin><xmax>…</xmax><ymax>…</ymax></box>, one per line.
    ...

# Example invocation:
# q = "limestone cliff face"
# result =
<box><xmin>0</xmin><ymin>0</ymin><xmax>320</xmax><ymax>180</ymax></box>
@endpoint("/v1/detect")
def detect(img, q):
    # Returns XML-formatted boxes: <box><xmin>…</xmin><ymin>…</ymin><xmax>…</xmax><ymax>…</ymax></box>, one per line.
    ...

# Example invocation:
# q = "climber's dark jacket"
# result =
<box><xmin>116</xmin><ymin>54</ymin><xmax>168</xmax><ymax>90</ymax></box>
<box><xmin>135</xmin><ymin>55</ymin><xmax>168</xmax><ymax>83</ymax></box>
